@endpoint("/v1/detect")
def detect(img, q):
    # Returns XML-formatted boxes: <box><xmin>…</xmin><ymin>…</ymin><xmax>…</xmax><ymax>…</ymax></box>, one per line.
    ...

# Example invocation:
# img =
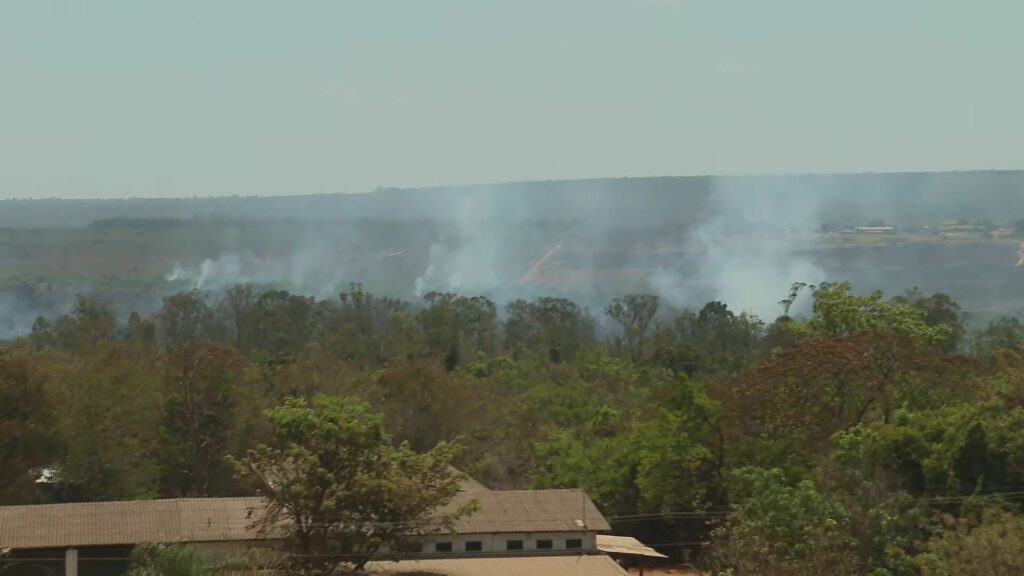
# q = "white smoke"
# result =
<box><xmin>649</xmin><ymin>178</ymin><xmax>827</xmax><ymax>318</ymax></box>
<box><xmin>166</xmin><ymin>253</ymin><xmax>249</xmax><ymax>291</ymax></box>
<box><xmin>414</xmin><ymin>190</ymin><xmax>506</xmax><ymax>297</ymax></box>
<box><xmin>164</xmin><ymin>247</ymin><xmax>354</xmax><ymax>299</ymax></box>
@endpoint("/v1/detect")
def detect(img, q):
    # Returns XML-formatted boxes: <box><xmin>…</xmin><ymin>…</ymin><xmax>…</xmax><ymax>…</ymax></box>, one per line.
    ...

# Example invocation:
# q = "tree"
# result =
<box><xmin>716</xmin><ymin>330</ymin><xmax>973</xmax><ymax>475</ymax></box>
<box><xmin>157</xmin><ymin>291</ymin><xmax>214</xmax><ymax>347</ymax></box>
<box><xmin>972</xmin><ymin>316</ymin><xmax>1024</xmax><ymax>358</ymax></box>
<box><xmin>606</xmin><ymin>294</ymin><xmax>659</xmax><ymax>361</ymax></box>
<box><xmin>832</xmin><ymin>401</ymin><xmax>1024</xmax><ymax>498</ymax></box>
<box><xmin>805</xmin><ymin>282</ymin><xmax>953</xmax><ymax>347</ymax></box>
<box><xmin>323</xmin><ymin>284</ymin><xmax>404</xmax><ymax>365</ymax></box>
<box><xmin>48</xmin><ymin>296</ymin><xmax>118</xmax><ymax>350</ymax></box>
<box><xmin>366</xmin><ymin>359</ymin><xmax>487</xmax><ymax>453</ymax></box>
<box><xmin>674</xmin><ymin>301</ymin><xmax>764</xmax><ymax>375</ymax></box>
<box><xmin>159</xmin><ymin>342</ymin><xmax>247</xmax><ymax>497</ymax></box>
<box><xmin>918</xmin><ymin>507</ymin><xmax>1024</xmax><ymax>576</ymax></box>
<box><xmin>46</xmin><ymin>344</ymin><xmax>163</xmax><ymax>501</ymax></box>
<box><xmin>892</xmin><ymin>288</ymin><xmax>965</xmax><ymax>352</ymax></box>
<box><xmin>231</xmin><ymin>395</ymin><xmax>470</xmax><ymax>574</ymax></box>
<box><xmin>127</xmin><ymin>543</ymin><xmax>244</xmax><ymax>576</ymax></box>
<box><xmin>707</xmin><ymin>468</ymin><xmax>860</xmax><ymax>576</ymax></box>
<box><xmin>0</xmin><ymin>350</ymin><xmax>57</xmax><ymax>504</ymax></box>
<box><xmin>217</xmin><ymin>284</ymin><xmax>257</xmax><ymax>351</ymax></box>
<box><xmin>418</xmin><ymin>293</ymin><xmax>497</xmax><ymax>370</ymax></box>
<box><xmin>244</xmin><ymin>290</ymin><xmax>317</xmax><ymax>359</ymax></box>
<box><xmin>504</xmin><ymin>297</ymin><xmax>593</xmax><ymax>363</ymax></box>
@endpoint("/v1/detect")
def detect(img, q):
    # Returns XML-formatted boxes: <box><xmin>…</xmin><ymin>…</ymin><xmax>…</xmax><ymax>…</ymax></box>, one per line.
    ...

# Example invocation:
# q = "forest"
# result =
<box><xmin>3</xmin><ymin>280</ymin><xmax>1024</xmax><ymax>574</ymax></box>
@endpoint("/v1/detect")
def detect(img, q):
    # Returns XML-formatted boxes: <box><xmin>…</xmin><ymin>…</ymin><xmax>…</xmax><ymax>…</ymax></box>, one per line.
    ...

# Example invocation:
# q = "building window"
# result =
<box><xmin>566</xmin><ymin>538</ymin><xmax>583</xmax><ymax>549</ymax></box>
<box><xmin>506</xmin><ymin>540</ymin><xmax>524</xmax><ymax>551</ymax></box>
<box><xmin>536</xmin><ymin>539</ymin><xmax>553</xmax><ymax>550</ymax></box>
<box><xmin>435</xmin><ymin>542</ymin><xmax>453</xmax><ymax>553</ymax></box>
<box><xmin>396</xmin><ymin>541</ymin><xmax>424</xmax><ymax>553</ymax></box>
<box><xmin>465</xmin><ymin>541</ymin><xmax>482</xmax><ymax>552</ymax></box>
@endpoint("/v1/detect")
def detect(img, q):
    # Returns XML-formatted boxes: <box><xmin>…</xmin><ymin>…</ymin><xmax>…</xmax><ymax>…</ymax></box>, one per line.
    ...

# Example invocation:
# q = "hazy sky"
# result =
<box><xmin>2</xmin><ymin>1</ymin><xmax>1022</xmax><ymax>199</ymax></box>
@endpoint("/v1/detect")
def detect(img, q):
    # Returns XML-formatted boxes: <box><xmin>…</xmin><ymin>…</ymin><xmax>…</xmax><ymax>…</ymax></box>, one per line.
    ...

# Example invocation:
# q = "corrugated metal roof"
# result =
<box><xmin>456</xmin><ymin>474</ymin><xmax>490</xmax><ymax>493</ymax></box>
<box><xmin>366</xmin><ymin>554</ymin><xmax>629</xmax><ymax>576</ymax></box>
<box><xmin>0</xmin><ymin>498</ymin><xmax>265</xmax><ymax>550</ymax></box>
<box><xmin>0</xmin><ymin>490</ymin><xmax>608</xmax><ymax>550</ymax></box>
<box><xmin>597</xmin><ymin>535</ymin><xmax>669</xmax><ymax>559</ymax></box>
<box><xmin>450</xmin><ymin>489</ymin><xmax>609</xmax><ymax>533</ymax></box>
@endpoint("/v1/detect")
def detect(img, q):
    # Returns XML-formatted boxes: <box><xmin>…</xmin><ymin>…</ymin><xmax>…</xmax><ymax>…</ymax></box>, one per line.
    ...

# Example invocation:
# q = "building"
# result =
<box><xmin>851</xmin><ymin>226</ymin><xmax>896</xmax><ymax>234</ymax></box>
<box><xmin>0</xmin><ymin>486</ymin><xmax>621</xmax><ymax>576</ymax></box>
<box><xmin>597</xmin><ymin>535</ymin><xmax>670</xmax><ymax>575</ymax></box>
<box><xmin>365</xmin><ymin>554</ymin><xmax>630</xmax><ymax>575</ymax></box>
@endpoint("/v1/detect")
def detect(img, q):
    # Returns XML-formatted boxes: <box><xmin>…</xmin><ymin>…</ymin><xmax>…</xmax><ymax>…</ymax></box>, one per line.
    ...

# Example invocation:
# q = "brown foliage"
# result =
<box><xmin>717</xmin><ymin>331</ymin><xmax>977</xmax><ymax>452</ymax></box>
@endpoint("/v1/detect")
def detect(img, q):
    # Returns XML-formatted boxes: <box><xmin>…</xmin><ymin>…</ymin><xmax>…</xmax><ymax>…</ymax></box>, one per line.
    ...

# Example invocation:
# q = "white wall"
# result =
<box><xmin>382</xmin><ymin>531</ymin><xmax>597</xmax><ymax>556</ymax></box>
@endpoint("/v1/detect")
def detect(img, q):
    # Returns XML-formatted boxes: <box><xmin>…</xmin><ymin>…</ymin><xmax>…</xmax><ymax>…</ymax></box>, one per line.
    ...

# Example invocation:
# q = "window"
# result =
<box><xmin>566</xmin><ymin>538</ymin><xmax>583</xmax><ymax>549</ymax></box>
<box><xmin>465</xmin><ymin>541</ymin><xmax>482</xmax><ymax>552</ymax></box>
<box><xmin>435</xmin><ymin>542</ymin><xmax>453</xmax><ymax>553</ymax></box>
<box><xmin>536</xmin><ymin>539</ymin><xmax>553</xmax><ymax>550</ymax></box>
<box><xmin>396</xmin><ymin>541</ymin><xmax>424</xmax><ymax>553</ymax></box>
<box><xmin>506</xmin><ymin>540</ymin><xmax>524</xmax><ymax>551</ymax></box>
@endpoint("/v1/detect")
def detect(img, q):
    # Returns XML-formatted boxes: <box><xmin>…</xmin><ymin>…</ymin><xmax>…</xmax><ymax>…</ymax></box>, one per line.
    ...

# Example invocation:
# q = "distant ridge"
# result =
<box><xmin>2</xmin><ymin>170</ymin><xmax>1022</xmax><ymax>228</ymax></box>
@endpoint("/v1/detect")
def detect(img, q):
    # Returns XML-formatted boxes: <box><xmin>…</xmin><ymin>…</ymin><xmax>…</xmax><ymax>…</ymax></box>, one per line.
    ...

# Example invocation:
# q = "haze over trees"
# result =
<box><xmin>3</xmin><ymin>279</ymin><xmax>1024</xmax><ymax>574</ymax></box>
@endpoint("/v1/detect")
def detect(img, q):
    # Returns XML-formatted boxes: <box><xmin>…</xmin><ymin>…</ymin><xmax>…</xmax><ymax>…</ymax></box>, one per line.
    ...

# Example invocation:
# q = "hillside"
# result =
<box><xmin>3</xmin><ymin>170</ymin><xmax>1023</xmax><ymax>228</ymax></box>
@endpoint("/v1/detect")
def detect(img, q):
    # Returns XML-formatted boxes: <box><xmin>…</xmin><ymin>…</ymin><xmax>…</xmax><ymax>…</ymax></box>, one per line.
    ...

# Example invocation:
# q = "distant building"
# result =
<box><xmin>852</xmin><ymin>226</ymin><xmax>897</xmax><ymax>234</ymax></box>
<box><xmin>939</xmin><ymin>222</ymin><xmax>987</xmax><ymax>233</ymax></box>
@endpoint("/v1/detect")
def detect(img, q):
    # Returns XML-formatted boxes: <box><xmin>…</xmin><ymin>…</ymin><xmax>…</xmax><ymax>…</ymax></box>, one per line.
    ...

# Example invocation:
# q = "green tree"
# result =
<box><xmin>159</xmin><ymin>342</ymin><xmax>247</xmax><ymax>497</ymax></box>
<box><xmin>324</xmin><ymin>284</ymin><xmax>404</xmax><ymax>365</ymax></box>
<box><xmin>504</xmin><ymin>297</ymin><xmax>594</xmax><ymax>363</ymax></box>
<box><xmin>892</xmin><ymin>288</ymin><xmax>965</xmax><ymax>352</ymax></box>
<box><xmin>833</xmin><ymin>401</ymin><xmax>1024</xmax><ymax>497</ymax></box>
<box><xmin>47</xmin><ymin>344</ymin><xmax>163</xmax><ymax>500</ymax></box>
<box><xmin>418</xmin><ymin>292</ymin><xmax>497</xmax><ymax>370</ymax></box>
<box><xmin>674</xmin><ymin>301</ymin><xmax>764</xmax><ymax>375</ymax></box>
<box><xmin>972</xmin><ymin>316</ymin><xmax>1024</xmax><ymax>358</ymax></box>
<box><xmin>918</xmin><ymin>507</ymin><xmax>1024</xmax><ymax>576</ymax></box>
<box><xmin>606</xmin><ymin>294</ymin><xmax>659</xmax><ymax>362</ymax></box>
<box><xmin>157</xmin><ymin>291</ymin><xmax>214</xmax><ymax>347</ymax></box>
<box><xmin>127</xmin><ymin>543</ymin><xmax>249</xmax><ymax>576</ymax></box>
<box><xmin>216</xmin><ymin>284</ymin><xmax>257</xmax><ymax>351</ymax></box>
<box><xmin>231</xmin><ymin>395</ymin><xmax>470</xmax><ymax>574</ymax></box>
<box><xmin>0</xmin><ymin>350</ymin><xmax>58</xmax><ymax>504</ymax></box>
<box><xmin>48</xmin><ymin>296</ymin><xmax>118</xmax><ymax>351</ymax></box>
<box><xmin>806</xmin><ymin>282</ymin><xmax>952</xmax><ymax>347</ymax></box>
<box><xmin>707</xmin><ymin>468</ymin><xmax>860</xmax><ymax>576</ymax></box>
<box><xmin>244</xmin><ymin>290</ymin><xmax>316</xmax><ymax>359</ymax></box>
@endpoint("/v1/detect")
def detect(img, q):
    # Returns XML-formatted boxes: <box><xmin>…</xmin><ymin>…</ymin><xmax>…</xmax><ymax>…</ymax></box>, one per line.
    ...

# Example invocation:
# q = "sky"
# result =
<box><xmin>1</xmin><ymin>0</ymin><xmax>1022</xmax><ymax>199</ymax></box>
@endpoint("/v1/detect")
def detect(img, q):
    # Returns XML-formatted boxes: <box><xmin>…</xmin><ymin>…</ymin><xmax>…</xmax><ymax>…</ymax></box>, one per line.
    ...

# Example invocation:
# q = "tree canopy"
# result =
<box><xmin>4</xmin><ymin>280</ymin><xmax>1023</xmax><ymax>575</ymax></box>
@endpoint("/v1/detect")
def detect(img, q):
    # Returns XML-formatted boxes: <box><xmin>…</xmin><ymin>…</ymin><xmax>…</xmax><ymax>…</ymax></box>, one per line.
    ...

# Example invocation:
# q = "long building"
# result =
<box><xmin>0</xmin><ymin>485</ymin><xmax>623</xmax><ymax>576</ymax></box>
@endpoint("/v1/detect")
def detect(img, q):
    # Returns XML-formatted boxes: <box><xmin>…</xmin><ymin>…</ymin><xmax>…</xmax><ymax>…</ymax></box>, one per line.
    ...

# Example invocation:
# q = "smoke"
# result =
<box><xmin>0</xmin><ymin>286</ymin><xmax>77</xmax><ymax>341</ymax></box>
<box><xmin>413</xmin><ymin>189</ymin><xmax>526</xmax><ymax>299</ymax></box>
<box><xmin>166</xmin><ymin>250</ymin><xmax>353</xmax><ymax>299</ymax></box>
<box><xmin>0</xmin><ymin>292</ymin><xmax>44</xmax><ymax>340</ymax></box>
<box><xmin>6</xmin><ymin>173</ymin><xmax>1024</xmax><ymax>342</ymax></box>
<box><xmin>167</xmin><ymin>254</ymin><xmax>249</xmax><ymax>291</ymax></box>
<box><xmin>648</xmin><ymin>178</ymin><xmax>827</xmax><ymax>319</ymax></box>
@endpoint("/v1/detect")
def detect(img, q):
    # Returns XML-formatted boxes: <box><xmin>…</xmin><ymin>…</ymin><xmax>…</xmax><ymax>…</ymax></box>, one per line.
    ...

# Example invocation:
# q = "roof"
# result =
<box><xmin>0</xmin><ymin>490</ymin><xmax>608</xmax><ymax>550</ymax></box>
<box><xmin>0</xmin><ymin>497</ymin><xmax>265</xmax><ymax>550</ymax></box>
<box><xmin>453</xmin><ymin>468</ymin><xmax>490</xmax><ymax>493</ymax></box>
<box><xmin>448</xmin><ymin>489</ymin><xmax>610</xmax><ymax>534</ymax></box>
<box><xmin>365</xmin><ymin>554</ymin><xmax>628</xmax><ymax>576</ymax></box>
<box><xmin>596</xmin><ymin>535</ymin><xmax>669</xmax><ymax>559</ymax></box>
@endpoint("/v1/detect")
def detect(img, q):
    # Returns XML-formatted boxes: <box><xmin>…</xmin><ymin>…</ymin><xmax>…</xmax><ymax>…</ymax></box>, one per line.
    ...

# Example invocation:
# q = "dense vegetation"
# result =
<box><xmin>3</xmin><ymin>281</ymin><xmax>1024</xmax><ymax>574</ymax></box>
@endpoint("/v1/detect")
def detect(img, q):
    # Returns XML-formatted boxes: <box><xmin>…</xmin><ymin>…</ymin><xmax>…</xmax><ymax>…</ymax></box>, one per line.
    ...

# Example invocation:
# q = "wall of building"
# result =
<box><xmin>398</xmin><ymin>531</ymin><xmax>597</xmax><ymax>556</ymax></box>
